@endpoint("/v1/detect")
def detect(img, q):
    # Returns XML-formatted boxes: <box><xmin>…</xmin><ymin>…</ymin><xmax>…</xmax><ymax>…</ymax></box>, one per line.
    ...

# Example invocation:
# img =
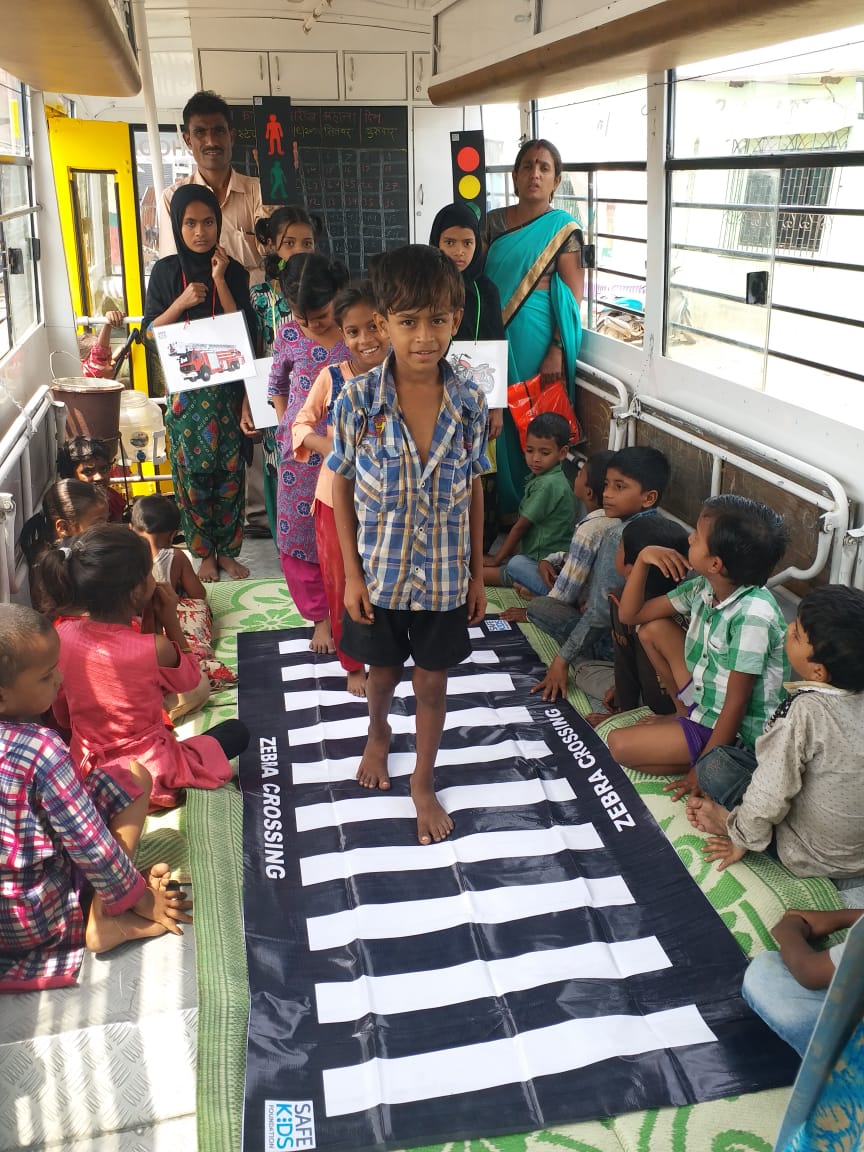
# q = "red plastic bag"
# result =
<box><xmin>506</xmin><ymin>374</ymin><xmax>582</xmax><ymax>451</ymax></box>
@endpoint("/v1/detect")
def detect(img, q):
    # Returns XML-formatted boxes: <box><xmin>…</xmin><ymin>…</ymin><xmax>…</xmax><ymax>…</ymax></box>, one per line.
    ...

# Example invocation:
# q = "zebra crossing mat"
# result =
<box><xmin>237</xmin><ymin>622</ymin><xmax>797</xmax><ymax>1152</ymax></box>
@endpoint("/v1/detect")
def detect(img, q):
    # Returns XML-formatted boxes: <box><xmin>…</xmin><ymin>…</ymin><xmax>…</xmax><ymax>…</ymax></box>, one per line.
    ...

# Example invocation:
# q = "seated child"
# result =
<box><xmin>609</xmin><ymin>494</ymin><xmax>788</xmax><ymax>800</ymax></box>
<box><xmin>40</xmin><ymin>525</ymin><xmax>249</xmax><ymax>809</ymax></box>
<box><xmin>500</xmin><ymin>449</ymin><xmax>614</xmax><ymax>616</ymax></box>
<box><xmin>292</xmin><ymin>281</ymin><xmax>388</xmax><ymax>697</ymax></box>
<box><xmin>686</xmin><ymin>585</ymin><xmax>864</xmax><ymax>902</ymax></box>
<box><xmin>483</xmin><ymin>413</ymin><xmax>576</xmax><ymax>594</ymax></box>
<box><xmin>20</xmin><ymin>479</ymin><xmax>109</xmax><ymax>616</ymax></box>
<box><xmin>58</xmin><ymin>436</ymin><xmax>126</xmax><ymax>522</ymax></box>
<box><xmin>78</xmin><ymin>309</ymin><xmax>124</xmax><ymax>378</ymax></box>
<box><xmin>0</xmin><ymin>604</ymin><xmax>192</xmax><ymax>992</ymax></box>
<box><xmin>530</xmin><ymin>445</ymin><xmax>670</xmax><ymax>702</ymax></box>
<box><xmin>740</xmin><ymin>908</ymin><xmax>863</xmax><ymax>1056</ymax></box>
<box><xmin>131</xmin><ymin>495</ymin><xmax>234</xmax><ymax>714</ymax></box>
<box><xmin>590</xmin><ymin>515</ymin><xmax>691</xmax><ymax>723</ymax></box>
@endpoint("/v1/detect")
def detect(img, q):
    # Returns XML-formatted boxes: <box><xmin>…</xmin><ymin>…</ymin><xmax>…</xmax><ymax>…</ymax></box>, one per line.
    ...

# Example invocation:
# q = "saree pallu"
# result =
<box><xmin>485</xmin><ymin>209</ymin><xmax>583</xmax><ymax>516</ymax></box>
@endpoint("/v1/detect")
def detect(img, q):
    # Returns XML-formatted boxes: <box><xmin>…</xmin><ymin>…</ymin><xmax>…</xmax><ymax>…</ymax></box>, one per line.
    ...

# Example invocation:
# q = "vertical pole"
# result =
<box><xmin>131</xmin><ymin>0</ymin><xmax>164</xmax><ymax>204</ymax></box>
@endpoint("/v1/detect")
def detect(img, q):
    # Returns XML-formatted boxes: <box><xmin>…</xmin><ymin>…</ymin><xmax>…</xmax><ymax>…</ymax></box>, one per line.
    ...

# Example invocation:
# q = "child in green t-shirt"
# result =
<box><xmin>482</xmin><ymin>413</ymin><xmax>576</xmax><ymax>595</ymax></box>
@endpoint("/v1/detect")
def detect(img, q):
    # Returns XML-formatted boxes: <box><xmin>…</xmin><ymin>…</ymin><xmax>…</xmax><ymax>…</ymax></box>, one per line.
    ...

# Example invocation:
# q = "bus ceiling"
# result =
<box><xmin>0</xmin><ymin>0</ymin><xmax>141</xmax><ymax>98</ymax></box>
<box><xmin>429</xmin><ymin>0</ymin><xmax>864</xmax><ymax>106</ymax></box>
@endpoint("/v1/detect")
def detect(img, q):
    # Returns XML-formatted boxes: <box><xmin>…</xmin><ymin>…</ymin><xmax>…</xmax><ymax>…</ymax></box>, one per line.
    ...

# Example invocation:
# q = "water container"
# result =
<box><xmin>51</xmin><ymin>378</ymin><xmax>124</xmax><ymax>445</ymax></box>
<box><xmin>119</xmin><ymin>390</ymin><xmax>166</xmax><ymax>464</ymax></box>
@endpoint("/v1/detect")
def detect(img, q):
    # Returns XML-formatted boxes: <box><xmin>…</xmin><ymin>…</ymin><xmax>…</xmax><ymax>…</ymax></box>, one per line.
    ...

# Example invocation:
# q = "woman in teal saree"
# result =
<box><xmin>485</xmin><ymin>140</ymin><xmax>584</xmax><ymax>517</ymax></box>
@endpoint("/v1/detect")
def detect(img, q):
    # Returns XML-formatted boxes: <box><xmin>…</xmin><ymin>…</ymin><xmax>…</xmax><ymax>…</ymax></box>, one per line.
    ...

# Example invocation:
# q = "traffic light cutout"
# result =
<box><xmin>450</xmin><ymin>130</ymin><xmax>486</xmax><ymax>222</ymax></box>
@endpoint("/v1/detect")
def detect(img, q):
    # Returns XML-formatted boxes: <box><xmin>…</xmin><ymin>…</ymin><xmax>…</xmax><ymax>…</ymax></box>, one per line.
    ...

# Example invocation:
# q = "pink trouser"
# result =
<box><xmin>314</xmin><ymin>502</ymin><xmax>363</xmax><ymax>674</ymax></box>
<box><xmin>279</xmin><ymin>551</ymin><xmax>329</xmax><ymax>624</ymax></box>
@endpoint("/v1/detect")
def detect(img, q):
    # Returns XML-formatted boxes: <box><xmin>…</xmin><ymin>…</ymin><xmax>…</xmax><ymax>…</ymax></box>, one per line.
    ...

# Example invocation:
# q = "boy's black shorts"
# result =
<box><xmin>340</xmin><ymin>603</ymin><xmax>470</xmax><ymax>671</ymax></box>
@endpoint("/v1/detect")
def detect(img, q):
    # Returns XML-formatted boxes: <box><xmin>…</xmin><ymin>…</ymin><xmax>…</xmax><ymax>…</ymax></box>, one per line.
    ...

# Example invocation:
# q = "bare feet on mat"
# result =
<box><xmin>356</xmin><ymin>726</ymin><xmax>391</xmax><ymax>789</ymax></box>
<box><xmin>346</xmin><ymin>669</ymin><xmax>367</xmax><ymax>697</ymax></box>
<box><xmin>310</xmin><ymin>618</ymin><xmax>336</xmax><ymax>654</ymax></box>
<box><xmin>499</xmin><ymin>607</ymin><xmax>528</xmax><ymax>623</ymax></box>
<box><xmin>685</xmin><ymin>794</ymin><xmax>731</xmax><ymax>835</ymax></box>
<box><xmin>198</xmin><ymin>554</ymin><xmax>219</xmax><ymax>583</ymax></box>
<box><xmin>513</xmin><ymin>583</ymin><xmax>535</xmax><ymax>601</ymax></box>
<box><xmin>85</xmin><ymin>903</ymin><xmax>167</xmax><ymax>954</ymax></box>
<box><xmin>411</xmin><ymin>781</ymin><xmax>453</xmax><ymax>844</ymax></box>
<box><xmin>218</xmin><ymin>554</ymin><xmax>250</xmax><ymax>580</ymax></box>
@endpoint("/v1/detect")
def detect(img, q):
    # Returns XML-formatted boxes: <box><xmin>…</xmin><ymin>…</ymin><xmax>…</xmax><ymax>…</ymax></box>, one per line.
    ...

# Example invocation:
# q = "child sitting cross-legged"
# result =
<box><xmin>609</xmin><ymin>494</ymin><xmax>789</xmax><ymax>801</ymax></box>
<box><xmin>686</xmin><ymin>585</ymin><xmax>864</xmax><ymax>904</ymax></box>
<box><xmin>40</xmin><ymin>524</ymin><xmax>249</xmax><ymax>809</ymax></box>
<box><xmin>0</xmin><ymin>604</ymin><xmax>192</xmax><ymax>992</ymax></box>
<box><xmin>529</xmin><ymin>445</ymin><xmax>670</xmax><ymax>702</ymax></box>
<box><xmin>482</xmin><ymin>413</ymin><xmax>576</xmax><ymax>595</ymax></box>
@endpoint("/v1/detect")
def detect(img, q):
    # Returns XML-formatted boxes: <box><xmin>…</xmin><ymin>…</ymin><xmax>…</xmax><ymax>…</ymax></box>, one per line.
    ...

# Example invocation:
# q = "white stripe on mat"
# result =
<box><xmin>288</xmin><ymin>705</ymin><xmax>533</xmax><ymax>747</ymax></box>
<box><xmin>280</xmin><ymin>649</ymin><xmax>501</xmax><ymax>682</ymax></box>
<box><xmin>291</xmin><ymin>738</ymin><xmax>554</xmax><ymax>785</ymax></box>
<box><xmin>307</xmin><ymin>875</ymin><xmax>633</xmax><ymax>950</ymax></box>
<box><xmin>284</xmin><ymin>674</ymin><xmax>515</xmax><ymax>713</ymax></box>
<box><xmin>315</xmin><ymin>936</ymin><xmax>671</xmax><ymax>1022</ymax></box>
<box><xmin>322</xmin><ymin>1005</ymin><xmax>716</xmax><ymax>1115</ymax></box>
<box><xmin>279</xmin><ymin>630</ymin><xmax>488</xmax><ymax>655</ymax></box>
<box><xmin>300</xmin><ymin>824</ymin><xmax>603</xmax><ymax>886</ymax></box>
<box><xmin>295</xmin><ymin>777</ymin><xmax>576</xmax><ymax>831</ymax></box>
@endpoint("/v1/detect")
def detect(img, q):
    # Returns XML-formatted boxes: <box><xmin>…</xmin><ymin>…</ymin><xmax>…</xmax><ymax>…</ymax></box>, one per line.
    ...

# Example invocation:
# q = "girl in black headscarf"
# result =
<box><xmin>430</xmin><ymin>202</ymin><xmax>505</xmax><ymax>440</ymax></box>
<box><xmin>143</xmin><ymin>185</ymin><xmax>256</xmax><ymax>582</ymax></box>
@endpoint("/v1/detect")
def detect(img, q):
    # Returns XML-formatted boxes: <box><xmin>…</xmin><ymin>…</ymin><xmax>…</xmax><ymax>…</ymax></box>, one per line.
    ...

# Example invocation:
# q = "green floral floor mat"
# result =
<box><xmin>184</xmin><ymin>580</ymin><xmax>841</xmax><ymax>1152</ymax></box>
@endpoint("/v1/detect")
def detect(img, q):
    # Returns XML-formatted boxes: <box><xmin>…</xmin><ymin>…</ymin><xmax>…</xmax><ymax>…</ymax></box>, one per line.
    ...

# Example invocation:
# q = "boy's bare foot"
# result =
<box><xmin>686</xmin><ymin>794</ymin><xmax>731</xmax><ymax>836</ymax></box>
<box><xmin>411</xmin><ymin>780</ymin><xmax>454</xmax><ymax>844</ymax></box>
<box><xmin>218</xmin><ymin>554</ymin><xmax>250</xmax><ymax>580</ymax></box>
<box><xmin>198</xmin><ymin>555</ymin><xmax>219</xmax><ymax>583</ymax></box>
<box><xmin>85</xmin><ymin>904</ymin><xmax>167</xmax><ymax>954</ymax></box>
<box><xmin>356</xmin><ymin>725</ymin><xmax>391</xmax><ymax>789</ymax></box>
<box><xmin>513</xmin><ymin>583</ymin><xmax>535</xmax><ymax>601</ymax></box>
<box><xmin>346</xmin><ymin>669</ymin><xmax>367</xmax><ymax>697</ymax></box>
<box><xmin>499</xmin><ymin>606</ymin><xmax>528</xmax><ymax>623</ymax></box>
<box><xmin>310</xmin><ymin>618</ymin><xmax>336</xmax><ymax>654</ymax></box>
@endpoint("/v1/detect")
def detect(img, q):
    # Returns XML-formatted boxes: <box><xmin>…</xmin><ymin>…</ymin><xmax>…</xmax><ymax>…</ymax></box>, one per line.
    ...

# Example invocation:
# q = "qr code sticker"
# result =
<box><xmin>486</xmin><ymin>618</ymin><xmax>512</xmax><ymax>632</ymax></box>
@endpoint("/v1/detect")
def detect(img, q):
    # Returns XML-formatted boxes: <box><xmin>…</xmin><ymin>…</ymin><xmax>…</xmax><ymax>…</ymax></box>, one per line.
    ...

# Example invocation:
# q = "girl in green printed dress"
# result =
<box><xmin>142</xmin><ymin>185</ymin><xmax>257</xmax><ymax>582</ymax></box>
<box><xmin>241</xmin><ymin>207</ymin><xmax>321</xmax><ymax>542</ymax></box>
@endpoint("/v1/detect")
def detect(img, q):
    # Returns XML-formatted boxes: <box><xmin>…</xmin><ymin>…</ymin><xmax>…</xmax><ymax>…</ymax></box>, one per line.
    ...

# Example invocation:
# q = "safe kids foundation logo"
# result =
<box><xmin>264</xmin><ymin>1100</ymin><xmax>316</xmax><ymax>1150</ymax></box>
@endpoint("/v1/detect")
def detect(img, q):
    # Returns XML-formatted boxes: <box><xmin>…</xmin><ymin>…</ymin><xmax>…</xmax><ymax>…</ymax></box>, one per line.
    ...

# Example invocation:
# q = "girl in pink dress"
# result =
<box><xmin>41</xmin><ymin>525</ymin><xmax>248</xmax><ymax>809</ymax></box>
<box><xmin>268</xmin><ymin>252</ymin><xmax>349</xmax><ymax>654</ymax></box>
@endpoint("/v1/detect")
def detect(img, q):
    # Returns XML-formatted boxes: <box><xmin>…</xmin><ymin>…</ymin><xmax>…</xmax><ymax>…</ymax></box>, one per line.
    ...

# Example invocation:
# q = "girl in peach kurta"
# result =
<box><xmin>41</xmin><ymin>525</ymin><xmax>248</xmax><ymax>809</ymax></box>
<box><xmin>291</xmin><ymin>282</ymin><xmax>387</xmax><ymax>696</ymax></box>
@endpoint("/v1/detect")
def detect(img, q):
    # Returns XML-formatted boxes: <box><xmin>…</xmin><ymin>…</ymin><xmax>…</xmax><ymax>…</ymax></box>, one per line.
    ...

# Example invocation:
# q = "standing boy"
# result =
<box><xmin>482</xmin><ymin>412</ymin><xmax>576</xmax><ymax>595</ymax></box>
<box><xmin>329</xmin><ymin>246</ymin><xmax>489</xmax><ymax>845</ymax></box>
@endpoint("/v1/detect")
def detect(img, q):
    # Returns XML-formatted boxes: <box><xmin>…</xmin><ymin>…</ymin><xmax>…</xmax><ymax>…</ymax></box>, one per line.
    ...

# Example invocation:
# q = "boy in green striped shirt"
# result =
<box><xmin>608</xmin><ymin>494</ymin><xmax>789</xmax><ymax>800</ymax></box>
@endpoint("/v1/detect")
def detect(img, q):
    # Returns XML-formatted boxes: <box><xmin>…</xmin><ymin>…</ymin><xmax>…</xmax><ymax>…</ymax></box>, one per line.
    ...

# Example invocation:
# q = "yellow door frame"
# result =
<box><xmin>46</xmin><ymin>116</ymin><xmax>148</xmax><ymax>393</ymax></box>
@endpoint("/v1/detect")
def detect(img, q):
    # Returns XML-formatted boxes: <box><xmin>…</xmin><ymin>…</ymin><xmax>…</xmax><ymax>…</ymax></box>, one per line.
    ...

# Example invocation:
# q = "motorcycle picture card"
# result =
<box><xmin>447</xmin><ymin>340</ymin><xmax>509</xmax><ymax>410</ymax></box>
<box><xmin>152</xmin><ymin>312</ymin><xmax>257</xmax><ymax>394</ymax></box>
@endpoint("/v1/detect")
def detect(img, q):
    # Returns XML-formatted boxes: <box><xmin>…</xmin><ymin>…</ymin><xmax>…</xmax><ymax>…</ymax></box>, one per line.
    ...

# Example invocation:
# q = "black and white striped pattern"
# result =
<box><xmin>239</xmin><ymin>623</ymin><xmax>799</xmax><ymax>1152</ymax></box>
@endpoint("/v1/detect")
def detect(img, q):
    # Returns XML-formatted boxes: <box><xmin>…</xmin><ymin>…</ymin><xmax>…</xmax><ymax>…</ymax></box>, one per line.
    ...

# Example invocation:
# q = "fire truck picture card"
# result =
<box><xmin>244</xmin><ymin>357</ymin><xmax>278</xmax><ymax>430</ymax></box>
<box><xmin>152</xmin><ymin>312</ymin><xmax>256</xmax><ymax>394</ymax></box>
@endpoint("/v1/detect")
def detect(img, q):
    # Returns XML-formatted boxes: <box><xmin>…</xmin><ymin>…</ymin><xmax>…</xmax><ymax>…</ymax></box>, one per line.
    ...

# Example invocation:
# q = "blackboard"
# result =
<box><xmin>235</xmin><ymin>102</ymin><xmax>409</xmax><ymax>279</ymax></box>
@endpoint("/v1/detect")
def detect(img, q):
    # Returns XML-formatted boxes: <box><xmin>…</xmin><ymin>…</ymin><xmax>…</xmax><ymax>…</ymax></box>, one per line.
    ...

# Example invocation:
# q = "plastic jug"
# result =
<box><xmin>119</xmin><ymin>390</ymin><xmax>166</xmax><ymax>464</ymax></box>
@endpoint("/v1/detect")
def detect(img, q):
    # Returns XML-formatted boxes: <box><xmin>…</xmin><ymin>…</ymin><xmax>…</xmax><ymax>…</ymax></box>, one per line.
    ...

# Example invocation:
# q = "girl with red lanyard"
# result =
<box><xmin>142</xmin><ymin>185</ymin><xmax>257</xmax><ymax>583</ymax></box>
